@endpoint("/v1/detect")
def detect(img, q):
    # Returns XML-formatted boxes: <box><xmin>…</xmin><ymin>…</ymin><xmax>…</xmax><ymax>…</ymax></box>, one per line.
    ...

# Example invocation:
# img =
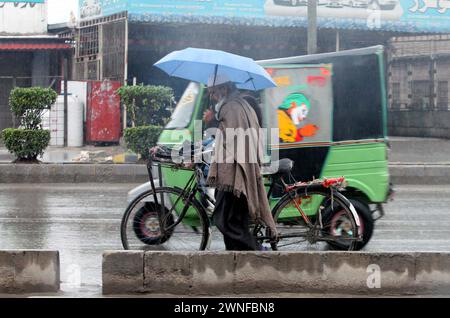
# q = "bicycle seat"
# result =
<box><xmin>150</xmin><ymin>145</ymin><xmax>172</xmax><ymax>161</ymax></box>
<box><xmin>261</xmin><ymin>158</ymin><xmax>294</xmax><ymax>177</ymax></box>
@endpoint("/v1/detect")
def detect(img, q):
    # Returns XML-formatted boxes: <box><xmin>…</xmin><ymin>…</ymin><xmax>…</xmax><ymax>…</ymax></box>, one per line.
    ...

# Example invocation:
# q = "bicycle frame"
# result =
<box><xmin>146</xmin><ymin>159</ymin><xmax>214</xmax><ymax>233</ymax></box>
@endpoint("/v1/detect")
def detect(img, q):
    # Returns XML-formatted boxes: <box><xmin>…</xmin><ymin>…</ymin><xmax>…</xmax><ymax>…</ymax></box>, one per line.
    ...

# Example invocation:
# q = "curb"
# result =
<box><xmin>0</xmin><ymin>163</ymin><xmax>448</xmax><ymax>184</ymax></box>
<box><xmin>0</xmin><ymin>250</ymin><xmax>60</xmax><ymax>294</ymax></box>
<box><xmin>0</xmin><ymin>163</ymin><xmax>149</xmax><ymax>183</ymax></box>
<box><xmin>389</xmin><ymin>164</ymin><xmax>450</xmax><ymax>185</ymax></box>
<box><xmin>102</xmin><ymin>251</ymin><xmax>450</xmax><ymax>296</ymax></box>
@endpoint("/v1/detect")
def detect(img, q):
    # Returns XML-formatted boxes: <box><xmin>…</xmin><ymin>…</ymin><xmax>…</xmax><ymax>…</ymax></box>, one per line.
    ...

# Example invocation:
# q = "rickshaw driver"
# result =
<box><xmin>204</xmin><ymin>74</ymin><xmax>278</xmax><ymax>251</ymax></box>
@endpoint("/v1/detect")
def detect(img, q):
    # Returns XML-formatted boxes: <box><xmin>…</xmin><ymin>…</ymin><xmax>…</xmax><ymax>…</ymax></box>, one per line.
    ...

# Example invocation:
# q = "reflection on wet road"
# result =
<box><xmin>1</xmin><ymin>184</ymin><xmax>450</xmax><ymax>292</ymax></box>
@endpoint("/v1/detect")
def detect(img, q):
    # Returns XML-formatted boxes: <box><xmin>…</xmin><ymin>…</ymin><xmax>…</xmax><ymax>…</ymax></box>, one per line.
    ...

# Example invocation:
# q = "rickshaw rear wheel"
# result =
<box><xmin>322</xmin><ymin>199</ymin><xmax>373</xmax><ymax>251</ymax></box>
<box><xmin>347</xmin><ymin>199</ymin><xmax>374</xmax><ymax>250</ymax></box>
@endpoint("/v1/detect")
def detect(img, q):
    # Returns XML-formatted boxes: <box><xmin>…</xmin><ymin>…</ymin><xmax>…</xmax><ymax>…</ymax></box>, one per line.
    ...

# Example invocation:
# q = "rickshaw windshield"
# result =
<box><xmin>165</xmin><ymin>82</ymin><xmax>200</xmax><ymax>129</ymax></box>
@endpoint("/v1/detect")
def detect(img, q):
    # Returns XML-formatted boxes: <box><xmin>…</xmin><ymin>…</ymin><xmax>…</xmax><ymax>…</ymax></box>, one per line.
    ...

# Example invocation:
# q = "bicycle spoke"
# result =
<box><xmin>276</xmin><ymin>239</ymin><xmax>308</xmax><ymax>248</ymax></box>
<box><xmin>316</xmin><ymin>234</ymin><xmax>359</xmax><ymax>242</ymax></box>
<box><xmin>278</xmin><ymin>231</ymin><xmax>309</xmax><ymax>238</ymax></box>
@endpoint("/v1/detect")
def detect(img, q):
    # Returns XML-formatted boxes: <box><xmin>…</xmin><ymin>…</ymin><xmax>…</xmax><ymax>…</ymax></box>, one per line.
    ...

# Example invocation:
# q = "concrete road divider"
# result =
<box><xmin>0</xmin><ymin>163</ymin><xmax>449</xmax><ymax>184</ymax></box>
<box><xmin>0</xmin><ymin>164</ymin><xmax>149</xmax><ymax>183</ymax></box>
<box><xmin>0</xmin><ymin>250</ymin><xmax>60</xmax><ymax>294</ymax></box>
<box><xmin>103</xmin><ymin>251</ymin><xmax>450</xmax><ymax>296</ymax></box>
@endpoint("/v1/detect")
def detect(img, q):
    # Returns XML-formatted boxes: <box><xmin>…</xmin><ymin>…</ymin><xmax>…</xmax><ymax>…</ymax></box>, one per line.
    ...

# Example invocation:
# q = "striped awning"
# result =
<box><xmin>0</xmin><ymin>42</ymin><xmax>72</xmax><ymax>51</ymax></box>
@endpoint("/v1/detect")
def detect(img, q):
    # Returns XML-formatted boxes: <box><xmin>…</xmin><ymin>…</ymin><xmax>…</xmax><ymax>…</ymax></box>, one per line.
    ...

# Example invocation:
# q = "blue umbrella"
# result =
<box><xmin>154</xmin><ymin>47</ymin><xmax>276</xmax><ymax>91</ymax></box>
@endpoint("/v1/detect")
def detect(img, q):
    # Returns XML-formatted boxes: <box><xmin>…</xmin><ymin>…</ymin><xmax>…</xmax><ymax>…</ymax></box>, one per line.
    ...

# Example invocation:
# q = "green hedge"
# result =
<box><xmin>124</xmin><ymin>125</ymin><xmax>163</xmax><ymax>160</ymax></box>
<box><xmin>9</xmin><ymin>87</ymin><xmax>57</xmax><ymax>130</ymax></box>
<box><xmin>1</xmin><ymin>128</ymin><xmax>50</xmax><ymax>161</ymax></box>
<box><xmin>116</xmin><ymin>85</ymin><xmax>174</xmax><ymax>127</ymax></box>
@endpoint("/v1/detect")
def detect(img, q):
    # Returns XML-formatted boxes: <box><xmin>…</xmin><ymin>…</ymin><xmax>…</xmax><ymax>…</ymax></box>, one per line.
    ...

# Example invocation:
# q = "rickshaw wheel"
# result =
<box><xmin>132</xmin><ymin>202</ymin><xmax>175</xmax><ymax>245</ymax></box>
<box><xmin>322</xmin><ymin>199</ymin><xmax>373</xmax><ymax>251</ymax></box>
<box><xmin>346</xmin><ymin>199</ymin><xmax>374</xmax><ymax>250</ymax></box>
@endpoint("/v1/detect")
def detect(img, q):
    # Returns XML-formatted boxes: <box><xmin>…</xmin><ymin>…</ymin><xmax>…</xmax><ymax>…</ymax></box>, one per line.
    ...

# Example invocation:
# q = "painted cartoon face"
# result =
<box><xmin>277</xmin><ymin>93</ymin><xmax>318</xmax><ymax>143</ymax></box>
<box><xmin>288</xmin><ymin>103</ymin><xmax>309</xmax><ymax>125</ymax></box>
<box><xmin>278</xmin><ymin>93</ymin><xmax>311</xmax><ymax>124</ymax></box>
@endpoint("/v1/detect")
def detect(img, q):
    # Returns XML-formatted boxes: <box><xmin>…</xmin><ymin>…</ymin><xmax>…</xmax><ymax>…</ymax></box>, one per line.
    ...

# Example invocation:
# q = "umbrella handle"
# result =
<box><xmin>213</xmin><ymin>64</ymin><xmax>218</xmax><ymax>87</ymax></box>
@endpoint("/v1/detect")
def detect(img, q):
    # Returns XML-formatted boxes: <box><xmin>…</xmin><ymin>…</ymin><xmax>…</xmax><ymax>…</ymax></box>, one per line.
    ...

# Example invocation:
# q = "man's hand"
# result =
<box><xmin>203</xmin><ymin>109</ymin><xmax>215</xmax><ymax>123</ymax></box>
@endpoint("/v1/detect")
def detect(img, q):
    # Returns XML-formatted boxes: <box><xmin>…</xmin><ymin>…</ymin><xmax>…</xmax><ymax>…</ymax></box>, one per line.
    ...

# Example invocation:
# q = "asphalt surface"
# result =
<box><xmin>1</xmin><ymin>183</ymin><xmax>450</xmax><ymax>295</ymax></box>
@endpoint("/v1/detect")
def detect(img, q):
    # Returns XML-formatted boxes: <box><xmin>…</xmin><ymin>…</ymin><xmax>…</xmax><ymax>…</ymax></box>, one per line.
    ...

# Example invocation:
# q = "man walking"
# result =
<box><xmin>206</xmin><ymin>74</ymin><xmax>277</xmax><ymax>251</ymax></box>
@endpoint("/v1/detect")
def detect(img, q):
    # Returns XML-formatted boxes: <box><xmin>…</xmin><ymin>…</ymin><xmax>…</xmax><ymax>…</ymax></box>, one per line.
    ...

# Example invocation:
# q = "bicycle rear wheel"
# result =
<box><xmin>270</xmin><ymin>188</ymin><xmax>359</xmax><ymax>251</ymax></box>
<box><xmin>121</xmin><ymin>187</ymin><xmax>210</xmax><ymax>251</ymax></box>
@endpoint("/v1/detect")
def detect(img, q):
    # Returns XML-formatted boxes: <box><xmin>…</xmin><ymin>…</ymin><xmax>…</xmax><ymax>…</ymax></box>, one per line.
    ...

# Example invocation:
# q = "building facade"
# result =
<box><xmin>71</xmin><ymin>0</ymin><xmax>450</xmax><ymax>137</ymax></box>
<box><xmin>0</xmin><ymin>0</ymin><xmax>72</xmax><ymax>132</ymax></box>
<box><xmin>388</xmin><ymin>35</ymin><xmax>450</xmax><ymax>138</ymax></box>
<box><xmin>74</xmin><ymin>1</ymin><xmax>430</xmax><ymax>95</ymax></box>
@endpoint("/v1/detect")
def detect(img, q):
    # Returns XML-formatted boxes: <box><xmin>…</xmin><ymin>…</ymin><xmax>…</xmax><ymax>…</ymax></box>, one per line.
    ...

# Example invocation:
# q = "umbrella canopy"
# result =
<box><xmin>154</xmin><ymin>47</ymin><xmax>276</xmax><ymax>91</ymax></box>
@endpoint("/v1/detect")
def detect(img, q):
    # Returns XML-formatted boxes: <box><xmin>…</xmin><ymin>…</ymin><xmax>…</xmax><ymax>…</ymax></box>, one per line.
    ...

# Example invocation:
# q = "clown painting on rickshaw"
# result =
<box><xmin>277</xmin><ymin>92</ymin><xmax>319</xmax><ymax>143</ymax></box>
<box><xmin>264</xmin><ymin>65</ymin><xmax>329</xmax><ymax>145</ymax></box>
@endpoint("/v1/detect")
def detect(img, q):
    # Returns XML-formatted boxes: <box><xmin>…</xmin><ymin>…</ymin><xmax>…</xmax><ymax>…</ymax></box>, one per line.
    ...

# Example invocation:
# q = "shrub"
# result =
<box><xmin>116</xmin><ymin>85</ymin><xmax>174</xmax><ymax>127</ymax></box>
<box><xmin>124</xmin><ymin>125</ymin><xmax>163</xmax><ymax>160</ymax></box>
<box><xmin>1</xmin><ymin>128</ymin><xmax>50</xmax><ymax>161</ymax></box>
<box><xmin>2</xmin><ymin>87</ymin><xmax>56</xmax><ymax>162</ymax></box>
<box><xmin>9</xmin><ymin>87</ymin><xmax>57</xmax><ymax>129</ymax></box>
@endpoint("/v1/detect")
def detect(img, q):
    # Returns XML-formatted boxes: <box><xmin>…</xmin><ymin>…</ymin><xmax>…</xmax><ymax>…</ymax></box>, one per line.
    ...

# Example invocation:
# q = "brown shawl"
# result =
<box><xmin>206</xmin><ymin>92</ymin><xmax>277</xmax><ymax>236</ymax></box>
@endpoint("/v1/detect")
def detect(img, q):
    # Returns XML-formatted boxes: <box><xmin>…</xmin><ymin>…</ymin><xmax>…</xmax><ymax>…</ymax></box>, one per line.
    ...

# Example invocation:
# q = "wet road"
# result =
<box><xmin>0</xmin><ymin>183</ymin><xmax>450</xmax><ymax>292</ymax></box>
<box><xmin>0</xmin><ymin>183</ymin><xmax>131</xmax><ymax>292</ymax></box>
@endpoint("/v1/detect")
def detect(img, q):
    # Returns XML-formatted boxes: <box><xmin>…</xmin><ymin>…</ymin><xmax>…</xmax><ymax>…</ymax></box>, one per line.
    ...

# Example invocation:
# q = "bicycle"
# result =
<box><xmin>120</xmin><ymin>146</ymin><xmax>362</xmax><ymax>251</ymax></box>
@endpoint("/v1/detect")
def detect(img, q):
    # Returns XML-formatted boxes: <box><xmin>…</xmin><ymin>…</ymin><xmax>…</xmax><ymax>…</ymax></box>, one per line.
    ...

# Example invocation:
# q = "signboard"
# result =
<box><xmin>0</xmin><ymin>0</ymin><xmax>44</xmax><ymax>2</ymax></box>
<box><xmin>0</xmin><ymin>0</ymin><xmax>47</xmax><ymax>34</ymax></box>
<box><xmin>79</xmin><ymin>0</ymin><xmax>450</xmax><ymax>33</ymax></box>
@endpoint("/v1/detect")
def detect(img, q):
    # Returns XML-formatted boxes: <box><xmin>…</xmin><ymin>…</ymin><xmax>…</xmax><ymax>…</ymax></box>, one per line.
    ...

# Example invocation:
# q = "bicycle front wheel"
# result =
<box><xmin>271</xmin><ymin>188</ymin><xmax>359</xmax><ymax>251</ymax></box>
<box><xmin>121</xmin><ymin>187</ymin><xmax>210</xmax><ymax>251</ymax></box>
